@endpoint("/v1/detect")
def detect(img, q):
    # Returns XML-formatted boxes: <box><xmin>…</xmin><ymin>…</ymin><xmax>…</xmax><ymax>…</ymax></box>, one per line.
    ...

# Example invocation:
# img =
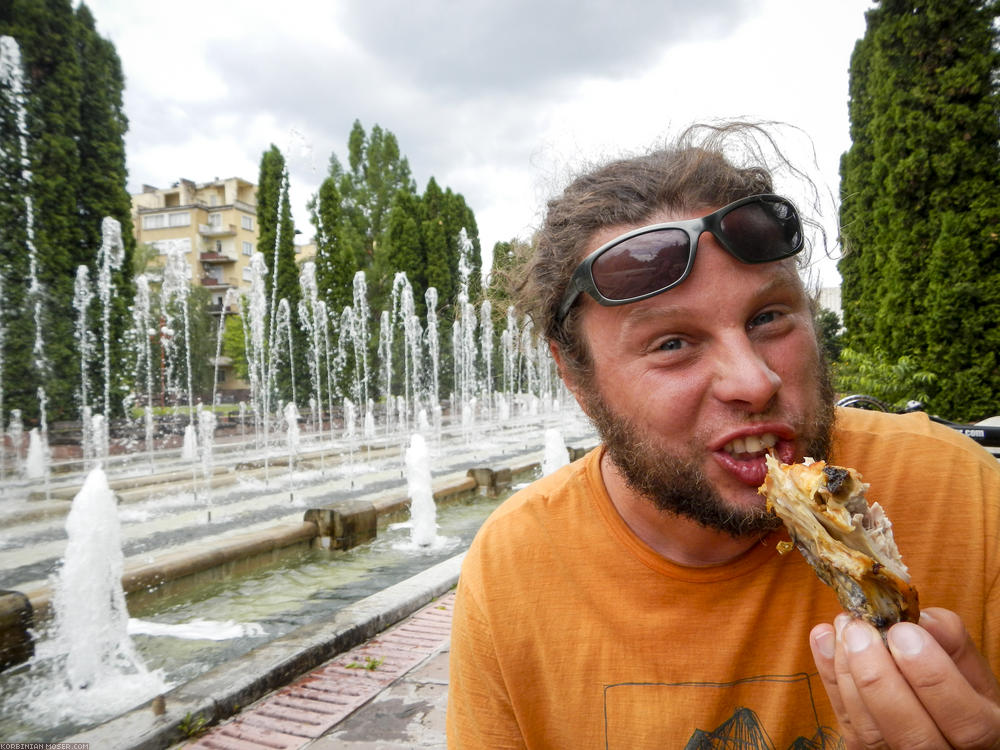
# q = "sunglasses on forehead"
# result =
<box><xmin>555</xmin><ymin>193</ymin><xmax>804</xmax><ymax>323</ymax></box>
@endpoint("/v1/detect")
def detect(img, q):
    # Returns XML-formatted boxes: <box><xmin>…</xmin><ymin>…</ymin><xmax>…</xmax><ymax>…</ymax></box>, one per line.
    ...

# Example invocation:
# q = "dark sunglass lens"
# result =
<box><xmin>591</xmin><ymin>229</ymin><xmax>690</xmax><ymax>300</ymax></box>
<box><xmin>719</xmin><ymin>199</ymin><xmax>801</xmax><ymax>261</ymax></box>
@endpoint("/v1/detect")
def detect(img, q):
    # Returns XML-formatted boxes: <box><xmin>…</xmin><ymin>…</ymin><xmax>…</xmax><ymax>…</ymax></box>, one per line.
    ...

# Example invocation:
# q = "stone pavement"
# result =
<box><xmin>305</xmin><ymin>627</ymin><xmax>450</xmax><ymax>749</ymax></box>
<box><xmin>180</xmin><ymin>591</ymin><xmax>454</xmax><ymax>750</ymax></box>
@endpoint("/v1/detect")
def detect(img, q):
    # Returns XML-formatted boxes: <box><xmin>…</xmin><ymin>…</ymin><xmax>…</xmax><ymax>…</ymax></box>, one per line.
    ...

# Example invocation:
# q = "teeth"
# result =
<box><xmin>724</xmin><ymin>433</ymin><xmax>778</xmax><ymax>455</ymax></box>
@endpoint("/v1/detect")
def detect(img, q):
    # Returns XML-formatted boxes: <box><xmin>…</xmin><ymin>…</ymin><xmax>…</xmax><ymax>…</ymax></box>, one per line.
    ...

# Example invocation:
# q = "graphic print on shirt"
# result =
<box><xmin>603</xmin><ymin>672</ymin><xmax>843</xmax><ymax>749</ymax></box>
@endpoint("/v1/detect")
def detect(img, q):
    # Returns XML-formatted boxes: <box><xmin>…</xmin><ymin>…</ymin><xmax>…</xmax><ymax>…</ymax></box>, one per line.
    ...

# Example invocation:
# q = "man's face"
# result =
<box><xmin>567</xmin><ymin>208</ymin><xmax>835</xmax><ymax>538</ymax></box>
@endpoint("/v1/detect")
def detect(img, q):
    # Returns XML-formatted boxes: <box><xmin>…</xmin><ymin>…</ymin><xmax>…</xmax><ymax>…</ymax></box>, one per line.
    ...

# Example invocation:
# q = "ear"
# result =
<box><xmin>549</xmin><ymin>340</ymin><xmax>588</xmax><ymax>412</ymax></box>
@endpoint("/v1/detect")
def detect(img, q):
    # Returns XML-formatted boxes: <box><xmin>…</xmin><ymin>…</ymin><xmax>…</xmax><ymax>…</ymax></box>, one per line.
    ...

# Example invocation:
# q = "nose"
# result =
<box><xmin>710</xmin><ymin>332</ymin><xmax>782</xmax><ymax>412</ymax></box>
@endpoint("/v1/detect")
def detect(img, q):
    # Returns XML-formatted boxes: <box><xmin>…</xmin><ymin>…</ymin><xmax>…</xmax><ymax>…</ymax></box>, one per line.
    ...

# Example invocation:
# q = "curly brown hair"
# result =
<box><xmin>512</xmin><ymin>122</ymin><xmax>813</xmax><ymax>385</ymax></box>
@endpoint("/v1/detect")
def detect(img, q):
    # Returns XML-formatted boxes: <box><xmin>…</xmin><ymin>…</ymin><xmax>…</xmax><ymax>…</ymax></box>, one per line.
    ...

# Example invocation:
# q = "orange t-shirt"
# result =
<box><xmin>447</xmin><ymin>408</ymin><xmax>1000</xmax><ymax>748</ymax></box>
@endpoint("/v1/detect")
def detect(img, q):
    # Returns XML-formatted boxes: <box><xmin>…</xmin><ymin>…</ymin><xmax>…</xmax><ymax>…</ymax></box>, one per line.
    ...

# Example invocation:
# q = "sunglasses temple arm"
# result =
<box><xmin>556</xmin><ymin>278</ymin><xmax>582</xmax><ymax>323</ymax></box>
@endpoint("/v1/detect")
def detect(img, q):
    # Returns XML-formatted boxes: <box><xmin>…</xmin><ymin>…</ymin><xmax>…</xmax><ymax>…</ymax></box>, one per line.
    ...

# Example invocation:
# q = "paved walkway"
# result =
<box><xmin>182</xmin><ymin>592</ymin><xmax>454</xmax><ymax>750</ymax></box>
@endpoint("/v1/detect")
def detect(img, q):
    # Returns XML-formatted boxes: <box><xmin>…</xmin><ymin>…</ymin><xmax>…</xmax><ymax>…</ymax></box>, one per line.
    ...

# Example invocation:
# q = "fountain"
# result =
<box><xmin>0</xmin><ymin>34</ymin><xmax>596</xmax><ymax>743</ymax></box>
<box><xmin>23</xmin><ymin>427</ymin><xmax>45</xmax><ymax>479</ymax></box>
<box><xmin>72</xmin><ymin>267</ymin><xmax>95</xmax><ymax>463</ymax></box>
<box><xmin>543</xmin><ymin>428</ymin><xmax>570</xmax><ymax>475</ymax></box>
<box><xmin>96</xmin><ymin>218</ymin><xmax>125</xmax><ymax>456</ymax></box>
<box><xmin>6</xmin><ymin>409</ymin><xmax>23</xmax><ymax>476</ymax></box>
<box><xmin>7</xmin><ymin>468</ymin><xmax>167</xmax><ymax>729</ymax></box>
<box><xmin>0</xmin><ymin>252</ymin><xmax>591</xmax><ymax>741</ymax></box>
<box><xmin>2</xmin><ymin>35</ymin><xmax>52</xmax><ymax>490</ymax></box>
<box><xmin>405</xmin><ymin>433</ymin><xmax>438</xmax><ymax>547</ymax></box>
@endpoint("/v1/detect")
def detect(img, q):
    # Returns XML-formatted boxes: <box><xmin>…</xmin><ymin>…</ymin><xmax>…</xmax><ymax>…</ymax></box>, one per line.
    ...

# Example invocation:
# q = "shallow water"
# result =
<box><xmin>0</xmin><ymin>488</ymin><xmax>515</xmax><ymax>741</ymax></box>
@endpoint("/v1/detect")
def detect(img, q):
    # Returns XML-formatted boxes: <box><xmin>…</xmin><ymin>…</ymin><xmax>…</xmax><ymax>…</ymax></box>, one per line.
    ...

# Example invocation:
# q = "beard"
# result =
<box><xmin>581</xmin><ymin>352</ymin><xmax>837</xmax><ymax>540</ymax></box>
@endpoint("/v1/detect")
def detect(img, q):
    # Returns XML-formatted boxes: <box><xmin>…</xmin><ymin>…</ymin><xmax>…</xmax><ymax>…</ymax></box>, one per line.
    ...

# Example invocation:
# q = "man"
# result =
<box><xmin>446</xmin><ymin>124</ymin><xmax>1000</xmax><ymax>748</ymax></box>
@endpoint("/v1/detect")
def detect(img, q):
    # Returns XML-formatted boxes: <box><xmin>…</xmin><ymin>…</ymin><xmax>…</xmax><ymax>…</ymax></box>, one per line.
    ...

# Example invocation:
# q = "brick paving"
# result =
<box><xmin>183</xmin><ymin>592</ymin><xmax>455</xmax><ymax>750</ymax></box>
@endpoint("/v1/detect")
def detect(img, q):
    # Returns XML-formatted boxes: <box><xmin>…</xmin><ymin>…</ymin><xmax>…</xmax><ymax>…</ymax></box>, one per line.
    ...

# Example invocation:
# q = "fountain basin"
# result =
<box><xmin>5</xmin><ymin>454</ymin><xmax>558</xmax><ymax>656</ymax></box>
<box><xmin>68</xmin><ymin>552</ymin><xmax>465</xmax><ymax>750</ymax></box>
<box><xmin>0</xmin><ymin>434</ymin><xmax>598</xmax><ymax>743</ymax></box>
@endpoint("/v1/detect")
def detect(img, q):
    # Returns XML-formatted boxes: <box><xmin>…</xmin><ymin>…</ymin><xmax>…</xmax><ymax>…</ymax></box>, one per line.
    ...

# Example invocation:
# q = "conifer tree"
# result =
<box><xmin>310</xmin><ymin>170</ymin><xmax>359</xmax><ymax>314</ymax></box>
<box><xmin>838</xmin><ymin>0</ymin><xmax>1000</xmax><ymax>420</ymax></box>
<box><xmin>308</xmin><ymin>121</ymin><xmax>485</xmax><ymax>406</ymax></box>
<box><xmin>381</xmin><ymin>188</ymin><xmax>426</xmax><ymax>315</ymax></box>
<box><xmin>0</xmin><ymin>0</ymin><xmax>135</xmax><ymax>422</ymax></box>
<box><xmin>256</xmin><ymin>145</ymin><xmax>304</xmax><ymax>405</ymax></box>
<box><xmin>421</xmin><ymin>177</ymin><xmax>453</xmax><ymax>312</ymax></box>
<box><xmin>0</xmin><ymin>15</ymin><xmax>33</xmax><ymax>424</ymax></box>
<box><xmin>345</xmin><ymin>120</ymin><xmax>416</xmax><ymax>266</ymax></box>
<box><xmin>74</xmin><ymin>3</ymin><xmax>134</xmax><ymax>415</ymax></box>
<box><xmin>1</xmin><ymin>0</ymin><xmax>84</xmax><ymax>421</ymax></box>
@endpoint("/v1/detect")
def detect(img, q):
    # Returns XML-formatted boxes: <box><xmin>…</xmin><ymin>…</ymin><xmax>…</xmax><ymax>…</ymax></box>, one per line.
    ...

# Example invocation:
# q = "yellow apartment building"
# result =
<box><xmin>131</xmin><ymin>176</ymin><xmax>259</xmax><ymax>401</ymax></box>
<box><xmin>130</xmin><ymin>177</ymin><xmax>318</xmax><ymax>403</ymax></box>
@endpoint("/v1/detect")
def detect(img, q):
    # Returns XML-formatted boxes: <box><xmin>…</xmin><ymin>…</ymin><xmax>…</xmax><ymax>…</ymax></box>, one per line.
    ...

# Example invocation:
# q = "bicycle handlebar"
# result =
<box><xmin>835</xmin><ymin>394</ymin><xmax>1000</xmax><ymax>448</ymax></box>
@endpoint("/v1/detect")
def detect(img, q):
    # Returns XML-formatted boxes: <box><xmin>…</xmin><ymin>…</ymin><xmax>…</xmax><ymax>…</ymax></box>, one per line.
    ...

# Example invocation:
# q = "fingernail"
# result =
<box><xmin>844</xmin><ymin>621</ymin><xmax>873</xmax><ymax>654</ymax></box>
<box><xmin>888</xmin><ymin>623</ymin><xmax>924</xmax><ymax>657</ymax></box>
<box><xmin>834</xmin><ymin>614</ymin><xmax>851</xmax><ymax>637</ymax></box>
<box><xmin>813</xmin><ymin>629</ymin><xmax>835</xmax><ymax>659</ymax></box>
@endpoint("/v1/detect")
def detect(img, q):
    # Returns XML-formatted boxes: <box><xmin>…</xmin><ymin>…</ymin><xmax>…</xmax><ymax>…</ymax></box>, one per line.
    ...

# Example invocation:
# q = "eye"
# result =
<box><xmin>658</xmin><ymin>337</ymin><xmax>686</xmax><ymax>351</ymax></box>
<box><xmin>748</xmin><ymin>310</ymin><xmax>779</xmax><ymax>329</ymax></box>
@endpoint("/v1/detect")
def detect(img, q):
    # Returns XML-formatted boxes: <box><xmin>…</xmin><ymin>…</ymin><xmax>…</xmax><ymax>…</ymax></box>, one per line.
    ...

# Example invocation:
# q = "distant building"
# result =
<box><xmin>131</xmin><ymin>177</ymin><xmax>259</xmax><ymax>401</ymax></box>
<box><xmin>131</xmin><ymin>177</ymin><xmax>259</xmax><ymax>301</ymax></box>
<box><xmin>817</xmin><ymin>285</ymin><xmax>842</xmax><ymax>325</ymax></box>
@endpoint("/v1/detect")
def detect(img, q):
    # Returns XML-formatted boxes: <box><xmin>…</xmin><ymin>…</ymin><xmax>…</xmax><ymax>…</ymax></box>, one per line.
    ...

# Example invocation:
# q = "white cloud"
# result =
<box><xmin>87</xmin><ymin>0</ymin><xmax>874</xmax><ymax>286</ymax></box>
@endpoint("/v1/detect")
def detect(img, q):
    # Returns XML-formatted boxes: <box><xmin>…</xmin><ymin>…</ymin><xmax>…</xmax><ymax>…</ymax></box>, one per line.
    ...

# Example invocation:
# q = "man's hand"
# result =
<box><xmin>809</xmin><ymin>607</ymin><xmax>1000</xmax><ymax>748</ymax></box>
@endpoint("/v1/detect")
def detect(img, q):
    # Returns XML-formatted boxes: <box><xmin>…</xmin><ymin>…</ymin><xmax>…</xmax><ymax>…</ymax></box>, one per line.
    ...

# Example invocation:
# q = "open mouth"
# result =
<box><xmin>714</xmin><ymin>432</ymin><xmax>795</xmax><ymax>487</ymax></box>
<box><xmin>722</xmin><ymin>433</ymin><xmax>778</xmax><ymax>457</ymax></box>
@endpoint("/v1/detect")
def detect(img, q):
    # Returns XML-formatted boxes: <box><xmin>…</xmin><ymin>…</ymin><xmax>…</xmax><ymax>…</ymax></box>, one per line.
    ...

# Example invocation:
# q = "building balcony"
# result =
<box><xmin>198</xmin><ymin>223</ymin><xmax>237</xmax><ymax>237</ymax></box>
<box><xmin>200</xmin><ymin>276</ymin><xmax>233</xmax><ymax>290</ymax></box>
<box><xmin>207</xmin><ymin>302</ymin><xmax>238</xmax><ymax>316</ymax></box>
<box><xmin>200</xmin><ymin>250</ymin><xmax>238</xmax><ymax>264</ymax></box>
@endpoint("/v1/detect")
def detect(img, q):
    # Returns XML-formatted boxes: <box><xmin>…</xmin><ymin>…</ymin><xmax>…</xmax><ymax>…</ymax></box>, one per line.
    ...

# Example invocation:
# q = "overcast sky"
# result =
<box><xmin>85</xmin><ymin>0</ymin><xmax>875</xmax><ymax>287</ymax></box>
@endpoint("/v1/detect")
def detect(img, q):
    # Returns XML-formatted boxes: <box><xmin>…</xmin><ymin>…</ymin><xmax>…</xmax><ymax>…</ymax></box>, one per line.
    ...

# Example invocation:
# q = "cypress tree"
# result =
<box><xmin>256</xmin><ymin>145</ymin><xmax>304</xmax><ymax>405</ymax></box>
<box><xmin>257</xmin><ymin>145</ymin><xmax>283</xmax><ymax>302</ymax></box>
<box><xmin>0</xmin><ymin>19</ymin><xmax>33</xmax><ymax>425</ymax></box>
<box><xmin>0</xmin><ymin>0</ymin><xmax>84</xmax><ymax>421</ymax></box>
<box><xmin>380</xmin><ymin>188</ymin><xmax>427</xmax><ymax>316</ymax></box>
<box><xmin>74</xmin><ymin>3</ymin><xmax>134</xmax><ymax>416</ymax></box>
<box><xmin>0</xmin><ymin>1</ymin><xmax>136</xmax><ymax>422</ymax></box>
<box><xmin>311</xmin><ymin>172</ymin><xmax>356</xmax><ymax>314</ymax></box>
<box><xmin>422</xmin><ymin>177</ymin><xmax>453</xmax><ymax>313</ymax></box>
<box><xmin>839</xmin><ymin>0</ymin><xmax>1000</xmax><ymax>421</ymax></box>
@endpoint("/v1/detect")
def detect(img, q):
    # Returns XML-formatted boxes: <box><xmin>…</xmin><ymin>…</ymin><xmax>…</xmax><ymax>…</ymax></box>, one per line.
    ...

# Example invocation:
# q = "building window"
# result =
<box><xmin>241</xmin><ymin>215</ymin><xmax>254</xmax><ymax>231</ymax></box>
<box><xmin>208</xmin><ymin>212</ymin><xmax>222</xmax><ymax>227</ymax></box>
<box><xmin>242</xmin><ymin>266</ymin><xmax>253</xmax><ymax>281</ymax></box>
<box><xmin>242</xmin><ymin>241</ymin><xmax>253</xmax><ymax>256</ymax></box>
<box><xmin>152</xmin><ymin>237</ymin><xmax>192</xmax><ymax>256</ymax></box>
<box><xmin>142</xmin><ymin>214</ymin><xmax>166</xmax><ymax>230</ymax></box>
<box><xmin>215</xmin><ymin>240</ymin><xmax>223</xmax><ymax>252</ymax></box>
<box><xmin>168</xmin><ymin>211</ymin><xmax>191</xmax><ymax>228</ymax></box>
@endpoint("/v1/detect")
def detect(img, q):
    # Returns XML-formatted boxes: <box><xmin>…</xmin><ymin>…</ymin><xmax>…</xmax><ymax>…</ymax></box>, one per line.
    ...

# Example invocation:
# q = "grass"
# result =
<box><xmin>345</xmin><ymin>655</ymin><xmax>385</xmax><ymax>671</ymax></box>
